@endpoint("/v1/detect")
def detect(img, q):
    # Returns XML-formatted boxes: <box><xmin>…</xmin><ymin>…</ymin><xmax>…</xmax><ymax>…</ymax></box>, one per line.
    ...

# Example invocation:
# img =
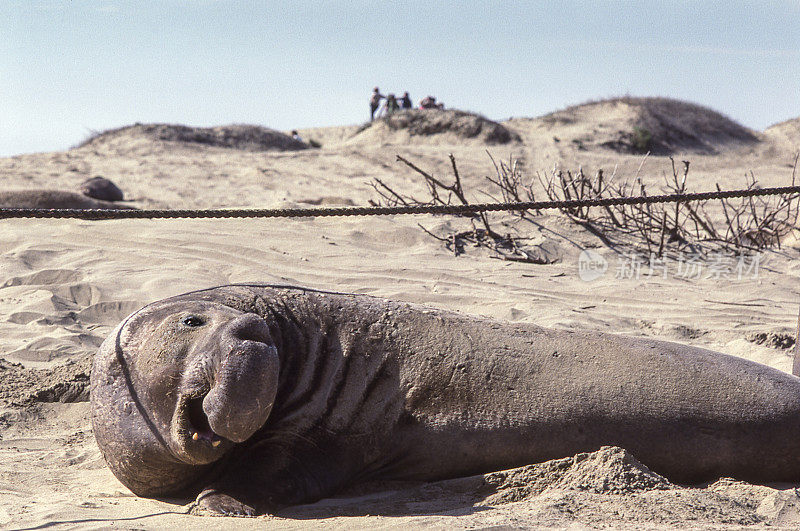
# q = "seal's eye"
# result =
<box><xmin>181</xmin><ymin>316</ymin><xmax>205</xmax><ymax>327</ymax></box>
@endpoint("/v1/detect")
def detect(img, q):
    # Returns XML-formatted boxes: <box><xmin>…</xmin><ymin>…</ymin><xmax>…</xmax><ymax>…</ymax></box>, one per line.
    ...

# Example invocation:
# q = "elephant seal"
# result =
<box><xmin>91</xmin><ymin>284</ymin><xmax>800</xmax><ymax>516</ymax></box>
<box><xmin>0</xmin><ymin>190</ymin><xmax>135</xmax><ymax>209</ymax></box>
<box><xmin>80</xmin><ymin>176</ymin><xmax>125</xmax><ymax>202</ymax></box>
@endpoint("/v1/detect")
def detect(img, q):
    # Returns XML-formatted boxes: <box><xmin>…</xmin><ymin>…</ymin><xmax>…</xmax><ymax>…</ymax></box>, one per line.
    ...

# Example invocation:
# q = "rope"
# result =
<box><xmin>2</xmin><ymin>184</ymin><xmax>800</xmax><ymax>220</ymax></box>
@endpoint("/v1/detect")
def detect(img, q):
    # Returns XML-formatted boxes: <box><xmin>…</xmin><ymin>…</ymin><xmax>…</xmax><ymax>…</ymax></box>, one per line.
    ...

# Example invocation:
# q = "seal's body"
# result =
<box><xmin>80</xmin><ymin>177</ymin><xmax>125</xmax><ymax>202</ymax></box>
<box><xmin>0</xmin><ymin>190</ymin><xmax>134</xmax><ymax>209</ymax></box>
<box><xmin>91</xmin><ymin>285</ymin><xmax>800</xmax><ymax>515</ymax></box>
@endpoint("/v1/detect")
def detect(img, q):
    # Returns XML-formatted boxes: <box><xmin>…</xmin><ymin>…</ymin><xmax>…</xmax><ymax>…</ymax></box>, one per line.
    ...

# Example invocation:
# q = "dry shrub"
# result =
<box><xmin>371</xmin><ymin>152</ymin><xmax>800</xmax><ymax>262</ymax></box>
<box><xmin>532</xmin><ymin>153</ymin><xmax>800</xmax><ymax>255</ymax></box>
<box><xmin>369</xmin><ymin>154</ymin><xmax>549</xmax><ymax>263</ymax></box>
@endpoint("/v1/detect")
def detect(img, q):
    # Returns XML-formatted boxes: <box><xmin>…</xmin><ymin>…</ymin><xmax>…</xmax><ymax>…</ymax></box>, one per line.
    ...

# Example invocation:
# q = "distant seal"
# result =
<box><xmin>80</xmin><ymin>176</ymin><xmax>125</xmax><ymax>202</ymax></box>
<box><xmin>91</xmin><ymin>284</ymin><xmax>800</xmax><ymax>516</ymax></box>
<box><xmin>0</xmin><ymin>190</ymin><xmax>135</xmax><ymax>209</ymax></box>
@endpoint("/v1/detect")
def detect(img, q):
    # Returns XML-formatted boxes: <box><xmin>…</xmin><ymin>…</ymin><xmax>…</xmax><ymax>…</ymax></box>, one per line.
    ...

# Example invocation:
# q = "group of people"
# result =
<box><xmin>369</xmin><ymin>87</ymin><xmax>444</xmax><ymax>121</ymax></box>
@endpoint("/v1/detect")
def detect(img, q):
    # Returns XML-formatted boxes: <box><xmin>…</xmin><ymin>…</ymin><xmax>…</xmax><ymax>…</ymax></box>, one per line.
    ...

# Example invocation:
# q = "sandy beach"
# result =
<box><xmin>2</xmin><ymin>99</ymin><xmax>800</xmax><ymax>529</ymax></box>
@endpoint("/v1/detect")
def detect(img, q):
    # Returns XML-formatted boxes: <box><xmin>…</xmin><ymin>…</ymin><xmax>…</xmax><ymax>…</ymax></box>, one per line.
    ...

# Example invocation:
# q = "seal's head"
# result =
<box><xmin>90</xmin><ymin>298</ymin><xmax>279</xmax><ymax>496</ymax></box>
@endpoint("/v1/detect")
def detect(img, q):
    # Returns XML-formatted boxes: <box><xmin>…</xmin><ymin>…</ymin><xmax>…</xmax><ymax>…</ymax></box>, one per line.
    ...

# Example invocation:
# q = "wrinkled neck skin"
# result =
<box><xmin>184</xmin><ymin>285</ymin><xmax>411</xmax><ymax>508</ymax></box>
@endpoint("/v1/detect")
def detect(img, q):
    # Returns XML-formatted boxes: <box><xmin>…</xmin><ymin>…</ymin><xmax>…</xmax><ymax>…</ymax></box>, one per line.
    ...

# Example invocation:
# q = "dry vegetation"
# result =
<box><xmin>371</xmin><ymin>152</ymin><xmax>800</xmax><ymax>259</ymax></box>
<box><xmin>534</xmin><ymin>154</ymin><xmax>800</xmax><ymax>255</ymax></box>
<box><xmin>370</xmin><ymin>154</ymin><xmax>551</xmax><ymax>263</ymax></box>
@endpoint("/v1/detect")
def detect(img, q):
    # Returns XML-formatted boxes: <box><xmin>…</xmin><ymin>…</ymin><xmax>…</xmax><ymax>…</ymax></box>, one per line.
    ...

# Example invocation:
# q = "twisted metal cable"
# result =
<box><xmin>1</xmin><ymin>185</ymin><xmax>800</xmax><ymax>220</ymax></box>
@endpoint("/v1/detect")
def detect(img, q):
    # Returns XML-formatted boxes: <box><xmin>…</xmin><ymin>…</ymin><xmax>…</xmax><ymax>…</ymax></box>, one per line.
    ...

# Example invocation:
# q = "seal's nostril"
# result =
<box><xmin>227</xmin><ymin>313</ymin><xmax>272</xmax><ymax>344</ymax></box>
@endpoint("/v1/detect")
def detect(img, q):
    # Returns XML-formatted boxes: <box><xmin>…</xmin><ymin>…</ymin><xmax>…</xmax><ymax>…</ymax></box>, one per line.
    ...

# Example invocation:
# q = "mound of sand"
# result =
<box><xmin>75</xmin><ymin>123</ymin><xmax>309</xmax><ymax>152</ymax></box>
<box><xmin>0</xmin><ymin>357</ymin><xmax>90</xmax><ymax>406</ymax></box>
<box><xmin>535</xmin><ymin>97</ymin><xmax>759</xmax><ymax>155</ymax></box>
<box><xmin>481</xmin><ymin>446</ymin><xmax>671</xmax><ymax>504</ymax></box>
<box><xmin>274</xmin><ymin>446</ymin><xmax>670</xmax><ymax>519</ymax></box>
<box><xmin>351</xmin><ymin>109</ymin><xmax>521</xmax><ymax>145</ymax></box>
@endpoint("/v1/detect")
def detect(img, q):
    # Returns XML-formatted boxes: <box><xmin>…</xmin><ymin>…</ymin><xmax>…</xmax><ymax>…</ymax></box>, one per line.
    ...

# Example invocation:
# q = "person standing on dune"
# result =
<box><xmin>370</xmin><ymin>87</ymin><xmax>385</xmax><ymax>121</ymax></box>
<box><xmin>385</xmin><ymin>94</ymin><xmax>400</xmax><ymax>115</ymax></box>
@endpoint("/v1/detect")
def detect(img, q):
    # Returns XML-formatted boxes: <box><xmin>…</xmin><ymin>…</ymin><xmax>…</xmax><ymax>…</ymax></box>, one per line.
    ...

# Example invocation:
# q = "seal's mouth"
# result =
<box><xmin>171</xmin><ymin>390</ymin><xmax>229</xmax><ymax>464</ymax></box>
<box><xmin>186</xmin><ymin>395</ymin><xmax>223</xmax><ymax>447</ymax></box>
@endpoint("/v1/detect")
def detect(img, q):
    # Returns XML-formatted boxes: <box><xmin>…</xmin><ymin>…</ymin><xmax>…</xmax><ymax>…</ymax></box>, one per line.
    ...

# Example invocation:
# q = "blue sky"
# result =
<box><xmin>2</xmin><ymin>1</ymin><xmax>799</xmax><ymax>156</ymax></box>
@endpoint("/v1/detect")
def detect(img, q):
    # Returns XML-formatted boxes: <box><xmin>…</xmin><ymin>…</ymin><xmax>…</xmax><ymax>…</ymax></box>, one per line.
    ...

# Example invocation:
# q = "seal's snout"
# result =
<box><xmin>203</xmin><ymin>313</ymin><xmax>280</xmax><ymax>443</ymax></box>
<box><xmin>223</xmin><ymin>312</ymin><xmax>273</xmax><ymax>346</ymax></box>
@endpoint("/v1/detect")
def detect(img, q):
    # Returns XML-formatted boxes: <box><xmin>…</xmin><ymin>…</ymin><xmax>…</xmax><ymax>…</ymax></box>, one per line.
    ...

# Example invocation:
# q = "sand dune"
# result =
<box><xmin>2</xmin><ymin>98</ymin><xmax>800</xmax><ymax>528</ymax></box>
<box><xmin>507</xmin><ymin>96</ymin><xmax>762</xmax><ymax>156</ymax></box>
<box><xmin>76</xmin><ymin>123</ymin><xmax>309</xmax><ymax>153</ymax></box>
<box><xmin>349</xmin><ymin>109</ymin><xmax>521</xmax><ymax>146</ymax></box>
<box><xmin>766</xmin><ymin>117</ymin><xmax>800</xmax><ymax>151</ymax></box>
